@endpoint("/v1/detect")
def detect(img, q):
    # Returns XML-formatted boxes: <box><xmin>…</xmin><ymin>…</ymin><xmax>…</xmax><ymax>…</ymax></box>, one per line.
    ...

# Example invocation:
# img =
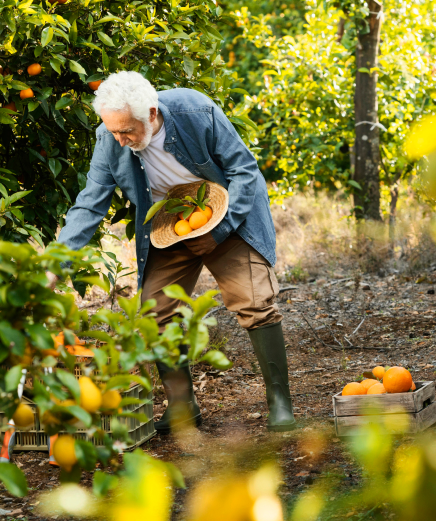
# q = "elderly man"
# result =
<box><xmin>52</xmin><ymin>71</ymin><xmax>296</xmax><ymax>433</ymax></box>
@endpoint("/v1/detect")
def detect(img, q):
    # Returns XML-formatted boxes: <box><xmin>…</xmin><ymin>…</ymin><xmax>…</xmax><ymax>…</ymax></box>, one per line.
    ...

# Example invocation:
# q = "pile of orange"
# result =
<box><xmin>174</xmin><ymin>206</ymin><xmax>213</xmax><ymax>236</ymax></box>
<box><xmin>342</xmin><ymin>366</ymin><xmax>416</xmax><ymax>396</ymax></box>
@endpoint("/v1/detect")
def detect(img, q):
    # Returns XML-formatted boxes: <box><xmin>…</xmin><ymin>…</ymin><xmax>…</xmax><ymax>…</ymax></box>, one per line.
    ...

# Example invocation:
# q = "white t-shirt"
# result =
<box><xmin>138</xmin><ymin>123</ymin><xmax>199</xmax><ymax>202</ymax></box>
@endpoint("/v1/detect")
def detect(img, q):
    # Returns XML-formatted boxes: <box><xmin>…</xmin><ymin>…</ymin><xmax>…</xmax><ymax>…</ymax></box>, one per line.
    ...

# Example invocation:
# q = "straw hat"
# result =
<box><xmin>150</xmin><ymin>181</ymin><xmax>229</xmax><ymax>249</ymax></box>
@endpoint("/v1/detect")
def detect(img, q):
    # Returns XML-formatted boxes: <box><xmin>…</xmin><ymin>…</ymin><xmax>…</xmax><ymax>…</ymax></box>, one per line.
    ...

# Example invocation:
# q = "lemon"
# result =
<box><xmin>53</xmin><ymin>435</ymin><xmax>78</xmax><ymax>472</ymax></box>
<box><xmin>79</xmin><ymin>376</ymin><xmax>102</xmax><ymax>413</ymax></box>
<box><xmin>101</xmin><ymin>390</ymin><xmax>122</xmax><ymax>410</ymax></box>
<box><xmin>12</xmin><ymin>403</ymin><xmax>34</xmax><ymax>428</ymax></box>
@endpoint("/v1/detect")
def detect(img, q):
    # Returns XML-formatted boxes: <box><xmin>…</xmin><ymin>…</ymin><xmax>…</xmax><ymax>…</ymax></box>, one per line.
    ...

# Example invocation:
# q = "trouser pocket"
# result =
<box><xmin>249</xmin><ymin>250</ymin><xmax>279</xmax><ymax>307</ymax></box>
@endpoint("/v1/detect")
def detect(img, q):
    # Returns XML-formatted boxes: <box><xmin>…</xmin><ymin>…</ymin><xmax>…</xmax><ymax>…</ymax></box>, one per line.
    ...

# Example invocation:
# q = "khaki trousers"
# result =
<box><xmin>141</xmin><ymin>234</ymin><xmax>282</xmax><ymax>330</ymax></box>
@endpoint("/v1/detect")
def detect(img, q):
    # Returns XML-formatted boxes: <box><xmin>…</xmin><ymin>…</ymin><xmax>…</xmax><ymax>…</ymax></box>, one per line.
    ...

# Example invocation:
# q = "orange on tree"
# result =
<box><xmin>383</xmin><ymin>366</ymin><xmax>413</xmax><ymax>393</ymax></box>
<box><xmin>194</xmin><ymin>205</ymin><xmax>213</xmax><ymax>221</ymax></box>
<box><xmin>189</xmin><ymin>211</ymin><xmax>208</xmax><ymax>230</ymax></box>
<box><xmin>101</xmin><ymin>389</ymin><xmax>122</xmax><ymax>410</ymax></box>
<box><xmin>12</xmin><ymin>403</ymin><xmax>34</xmax><ymax>428</ymax></box>
<box><xmin>3</xmin><ymin>101</ymin><xmax>16</xmax><ymax>112</ymax></box>
<box><xmin>89</xmin><ymin>80</ymin><xmax>102</xmax><ymax>91</ymax></box>
<box><xmin>20</xmin><ymin>88</ymin><xmax>34</xmax><ymax>100</ymax></box>
<box><xmin>367</xmin><ymin>382</ymin><xmax>387</xmax><ymax>394</ymax></box>
<box><xmin>175</xmin><ymin>220</ymin><xmax>193</xmax><ymax>236</ymax></box>
<box><xmin>27</xmin><ymin>63</ymin><xmax>41</xmax><ymax>76</ymax></box>
<box><xmin>360</xmin><ymin>379</ymin><xmax>378</xmax><ymax>391</ymax></box>
<box><xmin>372</xmin><ymin>366</ymin><xmax>386</xmax><ymax>380</ymax></box>
<box><xmin>53</xmin><ymin>435</ymin><xmax>77</xmax><ymax>471</ymax></box>
<box><xmin>79</xmin><ymin>376</ymin><xmax>102</xmax><ymax>413</ymax></box>
<box><xmin>342</xmin><ymin>382</ymin><xmax>367</xmax><ymax>396</ymax></box>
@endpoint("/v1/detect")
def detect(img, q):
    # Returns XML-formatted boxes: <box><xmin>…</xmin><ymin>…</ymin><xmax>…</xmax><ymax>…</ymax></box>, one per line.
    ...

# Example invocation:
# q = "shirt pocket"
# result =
<box><xmin>249</xmin><ymin>250</ymin><xmax>279</xmax><ymax>307</ymax></box>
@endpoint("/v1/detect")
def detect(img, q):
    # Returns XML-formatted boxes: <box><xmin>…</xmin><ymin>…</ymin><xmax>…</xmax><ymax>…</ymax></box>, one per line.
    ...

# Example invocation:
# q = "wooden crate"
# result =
<box><xmin>333</xmin><ymin>381</ymin><xmax>436</xmax><ymax>436</ymax></box>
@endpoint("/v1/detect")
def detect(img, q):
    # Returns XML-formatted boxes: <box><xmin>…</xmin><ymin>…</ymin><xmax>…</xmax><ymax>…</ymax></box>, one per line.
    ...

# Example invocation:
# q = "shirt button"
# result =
<box><xmin>172</xmin><ymin>137</ymin><xmax>175</xmax><ymax>140</ymax></box>
<box><xmin>141</xmin><ymin>166</ymin><xmax>144</xmax><ymax>170</ymax></box>
<box><xmin>145</xmin><ymin>235</ymin><xmax>148</xmax><ymax>239</ymax></box>
<box><xmin>146</xmin><ymin>188</ymin><xmax>149</xmax><ymax>192</ymax></box>
<box><xmin>140</xmin><ymin>258</ymin><xmax>144</xmax><ymax>262</ymax></box>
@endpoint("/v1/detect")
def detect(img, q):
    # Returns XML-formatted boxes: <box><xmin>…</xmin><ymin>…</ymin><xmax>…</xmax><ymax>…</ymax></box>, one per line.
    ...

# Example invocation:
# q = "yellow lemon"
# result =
<box><xmin>53</xmin><ymin>435</ymin><xmax>77</xmax><ymax>472</ymax></box>
<box><xmin>12</xmin><ymin>403</ymin><xmax>34</xmax><ymax>428</ymax></box>
<box><xmin>101</xmin><ymin>390</ymin><xmax>122</xmax><ymax>410</ymax></box>
<box><xmin>79</xmin><ymin>376</ymin><xmax>102</xmax><ymax>413</ymax></box>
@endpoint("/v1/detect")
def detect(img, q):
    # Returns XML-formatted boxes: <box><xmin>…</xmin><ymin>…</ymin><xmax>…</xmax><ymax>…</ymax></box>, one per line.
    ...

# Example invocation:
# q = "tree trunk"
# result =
<box><xmin>353</xmin><ymin>0</ymin><xmax>383</xmax><ymax>221</ymax></box>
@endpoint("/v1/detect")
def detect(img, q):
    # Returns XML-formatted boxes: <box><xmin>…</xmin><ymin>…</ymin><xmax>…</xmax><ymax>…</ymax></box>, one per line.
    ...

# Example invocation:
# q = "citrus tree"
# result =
<box><xmin>0</xmin><ymin>0</ymin><xmax>245</xmax><ymax>245</ymax></box>
<box><xmin>224</xmin><ymin>0</ymin><xmax>436</xmax><ymax>218</ymax></box>
<box><xmin>0</xmin><ymin>239</ymin><xmax>230</xmax><ymax>495</ymax></box>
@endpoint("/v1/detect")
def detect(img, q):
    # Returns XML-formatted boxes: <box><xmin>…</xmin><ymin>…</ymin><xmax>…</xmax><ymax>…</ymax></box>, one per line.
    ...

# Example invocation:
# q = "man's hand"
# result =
<box><xmin>184</xmin><ymin>232</ymin><xmax>217</xmax><ymax>256</ymax></box>
<box><xmin>46</xmin><ymin>271</ymin><xmax>60</xmax><ymax>291</ymax></box>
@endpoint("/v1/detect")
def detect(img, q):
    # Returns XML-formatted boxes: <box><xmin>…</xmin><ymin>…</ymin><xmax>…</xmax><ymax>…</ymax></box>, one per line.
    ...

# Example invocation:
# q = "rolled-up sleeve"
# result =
<box><xmin>58</xmin><ymin>136</ymin><xmax>116</xmax><ymax>250</ymax></box>
<box><xmin>210</xmin><ymin>106</ymin><xmax>258</xmax><ymax>245</ymax></box>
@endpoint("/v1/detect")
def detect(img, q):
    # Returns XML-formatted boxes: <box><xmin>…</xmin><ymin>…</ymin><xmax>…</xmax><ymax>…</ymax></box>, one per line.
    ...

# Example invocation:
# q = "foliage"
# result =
<box><xmin>0</xmin><ymin>240</ymin><xmax>230</xmax><ymax>494</ymax></box>
<box><xmin>0</xmin><ymin>0</ymin><xmax>245</xmax><ymax>245</ymax></box>
<box><xmin>223</xmin><ymin>0</ymin><xmax>436</xmax><ymax>212</ymax></box>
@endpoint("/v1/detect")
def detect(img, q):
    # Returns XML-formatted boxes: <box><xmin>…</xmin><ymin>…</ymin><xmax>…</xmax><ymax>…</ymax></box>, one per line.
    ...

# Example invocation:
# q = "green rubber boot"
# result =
<box><xmin>154</xmin><ymin>345</ymin><xmax>201</xmax><ymax>434</ymax></box>
<box><xmin>248</xmin><ymin>322</ymin><xmax>297</xmax><ymax>432</ymax></box>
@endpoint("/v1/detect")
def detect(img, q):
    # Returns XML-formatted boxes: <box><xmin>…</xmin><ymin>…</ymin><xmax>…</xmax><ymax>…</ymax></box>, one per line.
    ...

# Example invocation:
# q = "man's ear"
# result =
<box><xmin>149</xmin><ymin>107</ymin><xmax>158</xmax><ymax>123</ymax></box>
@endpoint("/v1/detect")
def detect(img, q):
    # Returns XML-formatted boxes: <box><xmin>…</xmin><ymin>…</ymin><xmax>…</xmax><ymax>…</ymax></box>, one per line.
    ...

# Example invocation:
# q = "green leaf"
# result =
<box><xmin>348</xmin><ymin>180</ymin><xmax>362</xmax><ymax>190</ymax></box>
<box><xmin>50</xmin><ymin>58</ymin><xmax>62</xmax><ymax>75</ymax></box>
<box><xmin>69</xmin><ymin>19</ymin><xmax>78</xmax><ymax>45</ymax></box>
<box><xmin>93</xmin><ymin>471</ymin><xmax>119</xmax><ymax>498</ymax></box>
<box><xmin>143</xmin><ymin>200</ymin><xmax>167</xmax><ymax>224</ymax></box>
<box><xmin>41</xmin><ymin>27</ymin><xmax>54</xmax><ymax>47</ymax></box>
<box><xmin>183</xmin><ymin>206</ymin><xmax>195</xmax><ymax>220</ymax></box>
<box><xmin>358</xmin><ymin>67</ymin><xmax>370</xmax><ymax>73</ymax></box>
<box><xmin>75</xmin><ymin>439</ymin><xmax>98</xmax><ymax>471</ymax></box>
<box><xmin>75</xmin><ymin>275</ymin><xmax>110</xmax><ymax>293</ymax></box>
<box><xmin>5</xmin><ymin>365</ymin><xmax>23</xmax><ymax>392</ymax></box>
<box><xmin>196</xmin><ymin>181</ymin><xmax>206</xmax><ymax>202</ymax></box>
<box><xmin>56</xmin><ymin>369</ymin><xmax>81</xmax><ymax>401</ymax></box>
<box><xmin>55</xmin><ymin>97</ymin><xmax>73</xmax><ymax>110</ymax></box>
<box><xmin>64</xmin><ymin>405</ymin><xmax>92</xmax><ymax>427</ymax></box>
<box><xmin>97</xmin><ymin>32</ymin><xmax>115</xmax><ymax>47</ymax></box>
<box><xmin>69</xmin><ymin>60</ymin><xmax>87</xmax><ymax>75</ymax></box>
<box><xmin>163</xmin><ymin>284</ymin><xmax>193</xmax><ymax>305</ymax></box>
<box><xmin>95</xmin><ymin>15</ymin><xmax>124</xmax><ymax>25</ymax></box>
<box><xmin>0</xmin><ymin>463</ymin><xmax>28</xmax><ymax>497</ymax></box>
<box><xmin>165</xmin><ymin>462</ymin><xmax>185</xmax><ymax>488</ymax></box>
<box><xmin>9</xmin><ymin>190</ymin><xmax>32</xmax><ymax>204</ymax></box>
<box><xmin>183</xmin><ymin>56</ymin><xmax>195</xmax><ymax>78</ymax></box>
<box><xmin>200</xmin><ymin>350</ymin><xmax>233</xmax><ymax>370</ymax></box>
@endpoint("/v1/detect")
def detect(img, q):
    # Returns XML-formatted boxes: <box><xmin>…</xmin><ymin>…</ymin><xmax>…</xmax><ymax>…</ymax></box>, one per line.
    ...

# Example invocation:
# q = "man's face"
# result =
<box><xmin>101</xmin><ymin>109</ymin><xmax>152</xmax><ymax>151</ymax></box>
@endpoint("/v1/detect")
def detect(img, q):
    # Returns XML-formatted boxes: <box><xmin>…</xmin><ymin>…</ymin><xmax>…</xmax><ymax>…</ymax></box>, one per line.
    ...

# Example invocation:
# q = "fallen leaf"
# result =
<box><xmin>248</xmin><ymin>412</ymin><xmax>261</xmax><ymax>419</ymax></box>
<box><xmin>295</xmin><ymin>471</ymin><xmax>310</xmax><ymax>477</ymax></box>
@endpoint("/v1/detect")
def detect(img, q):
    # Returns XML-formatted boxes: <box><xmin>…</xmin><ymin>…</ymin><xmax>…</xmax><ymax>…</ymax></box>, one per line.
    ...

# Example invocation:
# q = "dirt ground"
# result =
<box><xmin>3</xmin><ymin>256</ymin><xmax>436</xmax><ymax>520</ymax></box>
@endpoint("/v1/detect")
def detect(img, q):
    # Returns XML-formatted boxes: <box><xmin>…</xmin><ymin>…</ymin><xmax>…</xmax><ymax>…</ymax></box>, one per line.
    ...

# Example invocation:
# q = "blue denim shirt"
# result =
<box><xmin>58</xmin><ymin>88</ymin><xmax>277</xmax><ymax>289</ymax></box>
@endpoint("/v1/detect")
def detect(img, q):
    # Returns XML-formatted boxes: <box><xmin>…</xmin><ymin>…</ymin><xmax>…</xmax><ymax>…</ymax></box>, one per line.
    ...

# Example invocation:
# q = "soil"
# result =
<box><xmin>2</xmin><ymin>266</ymin><xmax>436</xmax><ymax>520</ymax></box>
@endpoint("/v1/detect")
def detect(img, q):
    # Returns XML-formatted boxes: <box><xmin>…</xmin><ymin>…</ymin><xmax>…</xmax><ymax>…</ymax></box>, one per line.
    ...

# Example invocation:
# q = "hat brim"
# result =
<box><xmin>150</xmin><ymin>181</ymin><xmax>229</xmax><ymax>249</ymax></box>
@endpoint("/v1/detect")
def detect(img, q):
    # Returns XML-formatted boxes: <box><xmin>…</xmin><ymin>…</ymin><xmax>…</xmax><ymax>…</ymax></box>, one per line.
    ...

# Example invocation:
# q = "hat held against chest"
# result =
<box><xmin>150</xmin><ymin>181</ymin><xmax>229</xmax><ymax>249</ymax></box>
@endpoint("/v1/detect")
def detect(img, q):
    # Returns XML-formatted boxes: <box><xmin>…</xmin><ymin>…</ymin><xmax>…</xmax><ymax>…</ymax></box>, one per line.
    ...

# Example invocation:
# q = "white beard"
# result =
<box><xmin>128</xmin><ymin>123</ymin><xmax>153</xmax><ymax>152</ymax></box>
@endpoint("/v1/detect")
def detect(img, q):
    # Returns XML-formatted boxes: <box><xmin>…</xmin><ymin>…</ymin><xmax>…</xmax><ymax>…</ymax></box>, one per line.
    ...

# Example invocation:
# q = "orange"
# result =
<box><xmin>175</xmin><ymin>220</ymin><xmax>193</xmax><ymax>236</ymax></box>
<box><xmin>410</xmin><ymin>381</ymin><xmax>416</xmax><ymax>391</ymax></box>
<box><xmin>383</xmin><ymin>366</ymin><xmax>413</xmax><ymax>393</ymax></box>
<box><xmin>342</xmin><ymin>382</ymin><xmax>367</xmax><ymax>396</ymax></box>
<box><xmin>27</xmin><ymin>63</ymin><xmax>41</xmax><ymax>76</ymax></box>
<box><xmin>367</xmin><ymin>382</ymin><xmax>387</xmax><ymax>394</ymax></box>
<box><xmin>3</xmin><ymin>102</ymin><xmax>16</xmax><ymax>112</ymax></box>
<box><xmin>372</xmin><ymin>366</ymin><xmax>386</xmax><ymax>380</ymax></box>
<box><xmin>360</xmin><ymin>379</ymin><xmax>378</xmax><ymax>391</ymax></box>
<box><xmin>195</xmin><ymin>206</ymin><xmax>213</xmax><ymax>221</ymax></box>
<box><xmin>89</xmin><ymin>80</ymin><xmax>102</xmax><ymax>91</ymax></box>
<box><xmin>20</xmin><ymin>88</ymin><xmax>34</xmax><ymax>100</ymax></box>
<box><xmin>189</xmin><ymin>212</ymin><xmax>208</xmax><ymax>230</ymax></box>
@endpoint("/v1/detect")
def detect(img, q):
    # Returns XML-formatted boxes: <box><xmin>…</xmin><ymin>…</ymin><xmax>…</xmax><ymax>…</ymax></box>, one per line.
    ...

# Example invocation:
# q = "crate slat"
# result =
<box><xmin>335</xmin><ymin>401</ymin><xmax>436</xmax><ymax>436</ymax></box>
<box><xmin>333</xmin><ymin>381</ymin><xmax>435</xmax><ymax>416</ymax></box>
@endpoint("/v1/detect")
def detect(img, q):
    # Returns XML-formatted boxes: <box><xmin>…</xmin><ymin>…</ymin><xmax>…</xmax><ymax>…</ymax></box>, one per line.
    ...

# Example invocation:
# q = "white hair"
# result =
<box><xmin>92</xmin><ymin>71</ymin><xmax>159</xmax><ymax>123</ymax></box>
